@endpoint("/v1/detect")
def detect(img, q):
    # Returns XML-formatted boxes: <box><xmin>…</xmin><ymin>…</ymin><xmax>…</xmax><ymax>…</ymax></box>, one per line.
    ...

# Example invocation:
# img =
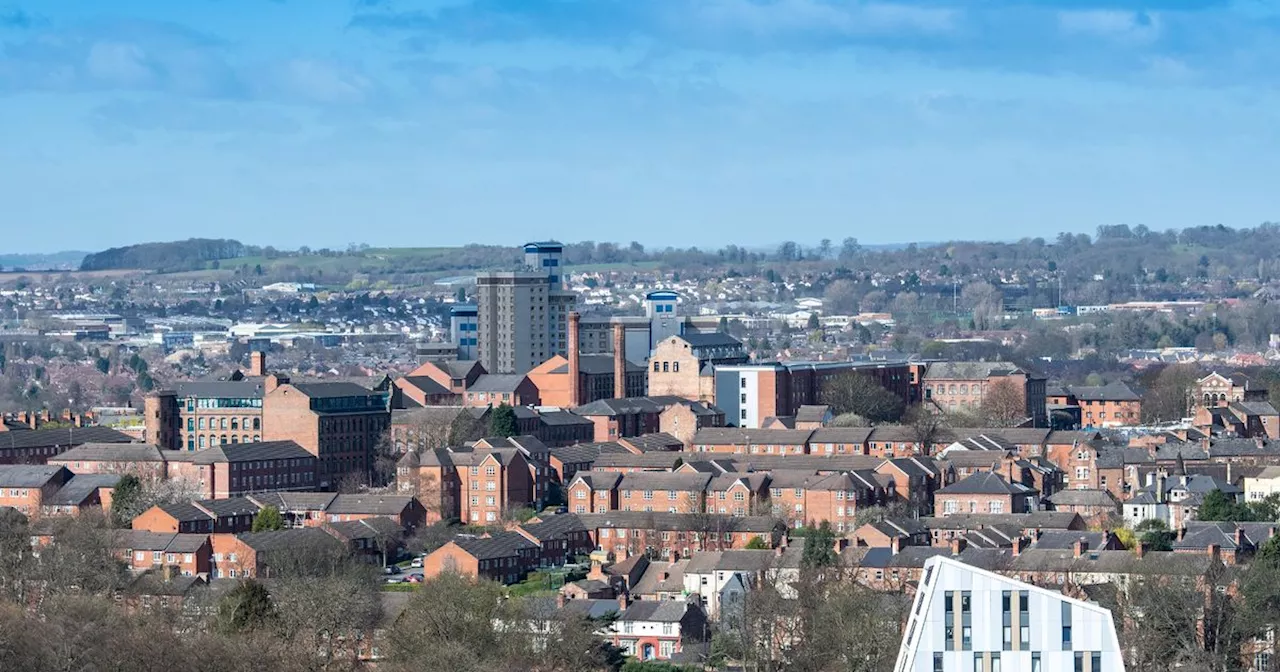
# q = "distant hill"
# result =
<box><xmin>80</xmin><ymin>239</ymin><xmax>247</xmax><ymax>272</ymax></box>
<box><xmin>0</xmin><ymin>251</ymin><xmax>89</xmax><ymax>272</ymax></box>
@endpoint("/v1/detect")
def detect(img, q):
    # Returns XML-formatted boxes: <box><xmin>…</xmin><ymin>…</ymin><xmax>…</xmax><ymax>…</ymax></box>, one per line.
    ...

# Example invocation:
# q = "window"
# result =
<box><xmin>1091</xmin><ymin>653</ymin><xmax>1101</xmax><ymax>671</ymax></box>
<box><xmin>944</xmin><ymin>500</ymin><xmax>958</xmax><ymax>514</ymax></box>
<box><xmin>672</xmin><ymin>362</ymin><xmax>679</xmax><ymax>372</ymax></box>
<box><xmin>961</xmin><ymin>591</ymin><xmax>971</xmax><ymax>650</ymax></box>
<box><xmin>741</xmin><ymin>378</ymin><xmax>747</xmax><ymax>388</ymax></box>
<box><xmin>932</xmin><ymin>653</ymin><xmax>943</xmax><ymax>672</ymax></box>
<box><xmin>991</xmin><ymin>653</ymin><xmax>1001</xmax><ymax>672</ymax></box>
<box><xmin>1062</xmin><ymin>602</ymin><xmax>1073</xmax><ymax>649</ymax></box>
<box><xmin>1074</xmin><ymin>652</ymin><xmax>1084</xmax><ymax>672</ymax></box>
<box><xmin>1031</xmin><ymin>653</ymin><xmax>1041</xmax><ymax>672</ymax></box>
<box><xmin>989</xmin><ymin>500</ymin><xmax>1004</xmax><ymax>514</ymax></box>
<box><xmin>662</xmin><ymin>362</ymin><xmax>669</xmax><ymax>373</ymax></box>
<box><xmin>1255</xmin><ymin>652</ymin><xmax>1271</xmax><ymax>671</ymax></box>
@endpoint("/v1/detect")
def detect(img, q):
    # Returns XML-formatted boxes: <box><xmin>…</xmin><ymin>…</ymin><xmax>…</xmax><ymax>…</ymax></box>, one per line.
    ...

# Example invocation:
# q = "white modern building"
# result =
<box><xmin>894</xmin><ymin>556</ymin><xmax>1124</xmax><ymax>672</ymax></box>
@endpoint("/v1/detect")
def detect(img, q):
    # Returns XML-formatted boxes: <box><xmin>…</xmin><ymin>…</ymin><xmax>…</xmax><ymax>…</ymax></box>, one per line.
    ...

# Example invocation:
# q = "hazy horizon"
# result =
<box><xmin>4</xmin><ymin>0</ymin><xmax>1279</xmax><ymax>254</ymax></box>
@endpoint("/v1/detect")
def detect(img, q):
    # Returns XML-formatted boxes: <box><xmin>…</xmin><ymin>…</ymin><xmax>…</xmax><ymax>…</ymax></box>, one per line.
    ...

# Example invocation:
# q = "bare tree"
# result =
<box><xmin>979</xmin><ymin>378</ymin><xmax>1027</xmax><ymax>427</ymax></box>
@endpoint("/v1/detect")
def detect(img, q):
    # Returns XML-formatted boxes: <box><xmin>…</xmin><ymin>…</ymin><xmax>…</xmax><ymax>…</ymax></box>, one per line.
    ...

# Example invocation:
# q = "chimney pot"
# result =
<box><xmin>617</xmin><ymin>593</ymin><xmax>628</xmax><ymax>611</ymax></box>
<box><xmin>556</xmin><ymin>592</ymin><xmax>566</xmax><ymax>608</ymax></box>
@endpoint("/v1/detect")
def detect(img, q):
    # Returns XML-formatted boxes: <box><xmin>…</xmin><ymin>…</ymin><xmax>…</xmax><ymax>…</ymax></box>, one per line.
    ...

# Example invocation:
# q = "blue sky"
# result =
<box><xmin>3</xmin><ymin>0</ymin><xmax>1279</xmax><ymax>253</ymax></box>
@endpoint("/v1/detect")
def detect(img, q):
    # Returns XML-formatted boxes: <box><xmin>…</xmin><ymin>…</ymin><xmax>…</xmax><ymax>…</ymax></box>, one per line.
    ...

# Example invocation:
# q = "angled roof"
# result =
<box><xmin>519</xmin><ymin>513</ymin><xmax>587</xmax><ymax>541</ymax></box>
<box><xmin>619</xmin><ymin>599</ymin><xmax>693</xmax><ymax>623</ymax></box>
<box><xmin>1230</xmin><ymin>401</ymin><xmax>1279</xmax><ymax>416</ymax></box>
<box><xmin>467</xmin><ymin>374</ymin><xmax>529</xmax><ymax>393</ymax></box>
<box><xmin>919</xmin><ymin>512</ymin><xmax>1082</xmax><ymax>531</ymax></box>
<box><xmin>692</xmin><ymin>428</ymin><xmax>814</xmax><ymax>446</ymax></box>
<box><xmin>51</xmin><ymin>443</ymin><xmax>167</xmax><ymax>463</ymax></box>
<box><xmin>1068</xmin><ymin>382</ymin><xmax>1141</xmax><ymax>402</ymax></box>
<box><xmin>0</xmin><ymin>426</ymin><xmax>134</xmax><ymax>450</ymax></box>
<box><xmin>619</xmin><ymin>433</ymin><xmax>684</xmax><ymax>453</ymax></box>
<box><xmin>250</xmin><ymin>492</ymin><xmax>337</xmax><ymax>511</ymax></box>
<box><xmin>808</xmin><ymin>427</ymin><xmax>873</xmax><ymax>444</ymax></box>
<box><xmin>1009</xmin><ymin>548</ymin><xmax>1213</xmax><ymax>576</ymax></box>
<box><xmin>551</xmin><ymin>443</ymin><xmax>609</xmax><ymax>465</ymax></box>
<box><xmin>326</xmin><ymin>495</ymin><xmax>416</xmax><ymax>515</ymax></box>
<box><xmin>1173</xmin><ymin>521</ymin><xmax>1249</xmax><ymax>552</ymax></box>
<box><xmin>794</xmin><ymin>405</ymin><xmax>832</xmax><ymax>423</ymax></box>
<box><xmin>399</xmin><ymin>376</ymin><xmax>452</xmax><ymax>396</ymax></box>
<box><xmin>924</xmin><ymin>361</ymin><xmax>1026</xmax><ymax>380</ymax></box>
<box><xmin>569</xmin><ymin>471</ymin><xmax>623</xmax><ymax>491</ymax></box>
<box><xmin>325</xmin><ymin>516</ymin><xmax>405</xmax><ymax>541</ymax></box>
<box><xmin>46</xmin><ymin>473</ymin><xmax>123</xmax><ymax>506</ymax></box>
<box><xmin>0</xmin><ymin>465</ymin><xmax>68</xmax><ymax>487</ymax></box>
<box><xmin>577</xmin><ymin>512</ymin><xmax>781</xmax><ymax>533</ymax></box>
<box><xmin>1047</xmin><ymin>489</ymin><xmax>1119</xmax><ymax>509</ymax></box>
<box><xmin>238</xmin><ymin>527</ymin><xmax>343</xmax><ymax>552</ymax></box>
<box><xmin>171</xmin><ymin>380</ymin><xmax>266</xmax><ymax>399</ymax></box>
<box><xmin>592</xmin><ymin>452</ymin><xmax>684</xmax><ymax>470</ymax></box>
<box><xmin>676</xmin><ymin>332</ymin><xmax>743</xmax><ymax>349</ymax></box>
<box><xmin>631</xmin><ymin>560</ymin><xmax>688</xmax><ymax>596</ymax></box>
<box><xmin>197</xmin><ymin>497</ymin><xmax>261</xmax><ymax>517</ymax></box>
<box><xmin>452</xmin><ymin>531</ymin><xmax>538</xmax><ymax>559</ymax></box>
<box><xmin>1029</xmin><ymin>530</ymin><xmax>1110</xmax><ymax>551</ymax></box>
<box><xmin>937</xmin><ymin>472</ymin><xmax>1036</xmax><ymax>496</ymax></box>
<box><xmin>618</xmin><ymin>472</ymin><xmax>711</xmax><ymax>492</ymax></box>
<box><xmin>191</xmin><ymin>440</ymin><xmax>313</xmax><ymax>464</ymax></box>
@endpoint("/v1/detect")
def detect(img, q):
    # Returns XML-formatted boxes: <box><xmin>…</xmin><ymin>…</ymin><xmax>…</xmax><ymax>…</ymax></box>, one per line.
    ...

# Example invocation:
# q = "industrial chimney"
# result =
<box><xmin>250</xmin><ymin>351</ymin><xmax>267</xmax><ymax>377</ymax></box>
<box><xmin>613</xmin><ymin>323</ymin><xmax>626</xmax><ymax>399</ymax></box>
<box><xmin>568</xmin><ymin>312</ymin><xmax>582</xmax><ymax>406</ymax></box>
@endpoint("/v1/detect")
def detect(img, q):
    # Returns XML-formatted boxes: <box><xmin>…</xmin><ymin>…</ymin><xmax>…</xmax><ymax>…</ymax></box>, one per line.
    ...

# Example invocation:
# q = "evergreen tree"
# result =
<box><xmin>252</xmin><ymin>505</ymin><xmax>285</xmax><ymax>532</ymax></box>
<box><xmin>216</xmin><ymin>580</ymin><xmax>278</xmax><ymax>634</ymax></box>
<box><xmin>801</xmin><ymin>522</ymin><xmax>837</xmax><ymax>568</ymax></box>
<box><xmin>109</xmin><ymin>475</ymin><xmax>143</xmax><ymax>528</ymax></box>
<box><xmin>489</xmin><ymin>404</ymin><xmax>518</xmax><ymax>438</ymax></box>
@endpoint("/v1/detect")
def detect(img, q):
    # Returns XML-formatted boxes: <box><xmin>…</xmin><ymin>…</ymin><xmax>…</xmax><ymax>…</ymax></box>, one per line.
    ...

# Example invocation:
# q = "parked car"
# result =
<box><xmin>554</xmin><ymin>506</ymin><xmax>568</xmax><ymax>514</ymax></box>
<box><xmin>384</xmin><ymin>565</ymin><xmax>401</xmax><ymax>575</ymax></box>
<box><xmin>405</xmin><ymin>573</ymin><xmax>424</xmax><ymax>584</ymax></box>
<box><xmin>384</xmin><ymin>576</ymin><xmax>404</xmax><ymax>584</ymax></box>
<box><xmin>410</xmin><ymin>557</ymin><xmax>423</xmax><ymax>568</ymax></box>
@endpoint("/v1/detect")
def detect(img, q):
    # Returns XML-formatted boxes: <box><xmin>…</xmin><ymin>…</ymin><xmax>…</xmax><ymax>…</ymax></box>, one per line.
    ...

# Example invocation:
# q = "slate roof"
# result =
<box><xmin>1096</xmin><ymin>448</ymin><xmax>1154</xmax><ymax>468</ymax></box>
<box><xmin>618</xmin><ymin>472</ymin><xmax>711</xmax><ymax>492</ymax></box>
<box><xmin>399</xmin><ymin>376</ymin><xmax>452</xmax><ymax>396</ymax></box>
<box><xmin>924</xmin><ymin>361</ymin><xmax>1026</xmax><ymax>380</ymax></box>
<box><xmin>592</xmin><ymin>453</ymin><xmax>684</xmax><ymax>470</ymax></box>
<box><xmin>238</xmin><ymin>527</ymin><xmax>343</xmax><ymax>553</ymax></box>
<box><xmin>551</xmin><ymin>443</ymin><xmax>608</xmax><ymax>465</ymax></box>
<box><xmin>0</xmin><ymin>465</ymin><xmax>67</xmax><ymax>487</ymax></box>
<box><xmin>325</xmin><ymin>495</ymin><xmax>414</xmax><ymax>515</ymax></box>
<box><xmin>573</xmin><ymin>396</ymin><xmax>716</xmax><ymax>417</ymax></box>
<box><xmin>619</xmin><ymin>600</ymin><xmax>693</xmax><ymax>623</ymax></box>
<box><xmin>191</xmin><ymin>440</ymin><xmax>313</xmax><ymax>464</ymax></box>
<box><xmin>51</xmin><ymin>443</ymin><xmax>167</xmax><ymax>463</ymax></box>
<box><xmin>1173</xmin><ymin>522</ymin><xmax>1249</xmax><ymax>552</ymax></box>
<box><xmin>944</xmin><ymin>435</ymin><xmax>1017</xmax><ymax>453</ymax></box>
<box><xmin>576</xmin><ymin>512</ymin><xmax>781</xmax><ymax>533</ymax></box>
<box><xmin>46</xmin><ymin>473</ymin><xmax>122</xmax><ymax>506</ymax></box>
<box><xmin>808</xmin><ymin>427</ymin><xmax>873</xmax><ymax>444</ymax></box>
<box><xmin>0</xmin><ymin>426</ymin><xmax>134</xmax><ymax>450</ymax></box>
<box><xmin>1009</xmin><ymin>548</ymin><xmax>1214</xmax><ymax>576</ymax></box>
<box><xmin>452</xmin><ymin>531</ymin><xmax>538</xmax><ymax>559</ymax></box>
<box><xmin>519</xmin><ymin>513</ymin><xmax>587</xmax><ymax>540</ymax></box>
<box><xmin>1069</xmin><ymin>382</ymin><xmax>1141</xmax><ymax>402</ymax></box>
<box><xmin>467</xmin><ymin>374</ymin><xmax>529</xmax><ymax>393</ymax></box>
<box><xmin>1029</xmin><ymin>531</ymin><xmax>1111</xmax><ymax>551</ymax></box>
<box><xmin>1231</xmin><ymin>401</ymin><xmax>1279</xmax><ymax>416</ymax></box>
<box><xmin>631</xmin><ymin>560</ymin><xmax>687</xmax><ymax>595</ymax></box>
<box><xmin>249</xmin><ymin>492</ymin><xmax>337</xmax><ymax>511</ymax></box>
<box><xmin>684</xmin><ymin>548</ymin><xmax>804</xmax><ymax>573</ymax></box>
<box><xmin>620</xmin><ymin>433</ymin><xmax>685</xmax><ymax>452</ymax></box>
<box><xmin>794</xmin><ymin>405</ymin><xmax>831</xmax><ymax>423</ymax></box>
<box><xmin>291</xmin><ymin>382</ymin><xmax>383</xmax><ymax>399</ymax></box>
<box><xmin>677</xmin><ymin>332</ymin><xmax>744</xmax><ymax>349</ymax></box>
<box><xmin>936</xmin><ymin>472</ymin><xmax>1036</xmax><ymax>496</ymax></box>
<box><xmin>1047</xmin><ymin>489</ymin><xmax>1119</xmax><ymax>509</ymax></box>
<box><xmin>547</xmin><ymin>354</ymin><xmax>645</xmax><ymax>375</ymax></box>
<box><xmin>692</xmin><ymin>428</ymin><xmax>814</xmax><ymax>446</ymax></box>
<box><xmin>326</xmin><ymin>516</ymin><xmax>405</xmax><ymax>541</ymax></box>
<box><xmin>919</xmin><ymin>512</ymin><xmax>1083</xmax><ymax>531</ymax></box>
<box><xmin>170</xmin><ymin>381</ymin><xmax>266</xmax><ymax>399</ymax></box>
<box><xmin>1154</xmin><ymin>442</ymin><xmax>1208</xmax><ymax>461</ymax></box>
<box><xmin>726</xmin><ymin>455</ymin><xmax>884</xmax><ymax>472</ymax></box>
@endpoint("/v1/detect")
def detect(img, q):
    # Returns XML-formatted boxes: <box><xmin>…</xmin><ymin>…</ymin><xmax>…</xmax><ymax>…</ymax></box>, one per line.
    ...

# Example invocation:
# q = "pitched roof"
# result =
<box><xmin>572</xmin><ymin>396</ymin><xmax>716</xmax><ymax>417</ymax></box>
<box><xmin>0</xmin><ymin>465</ymin><xmax>68</xmax><ymax>487</ymax></box>
<box><xmin>592</xmin><ymin>452</ymin><xmax>684</xmax><ymax>470</ymax></box>
<box><xmin>452</xmin><ymin>531</ymin><xmax>537</xmax><ymax>559</ymax></box>
<box><xmin>238</xmin><ymin>527</ymin><xmax>343</xmax><ymax>552</ymax></box>
<box><xmin>190</xmin><ymin>440</ymin><xmax>313</xmax><ymax>464</ymax></box>
<box><xmin>519</xmin><ymin>513</ymin><xmax>588</xmax><ymax>541</ymax></box>
<box><xmin>51</xmin><ymin>443</ymin><xmax>167</xmax><ymax>463</ymax></box>
<box><xmin>0</xmin><ymin>426</ymin><xmax>134</xmax><ymax>450</ymax></box>
<box><xmin>1047</xmin><ymin>489</ymin><xmax>1119</xmax><ymax>509</ymax></box>
<box><xmin>619</xmin><ymin>600</ymin><xmax>693</xmax><ymax>623</ymax></box>
<box><xmin>46</xmin><ymin>473</ymin><xmax>123</xmax><ymax>506</ymax></box>
<box><xmin>692</xmin><ymin>428</ymin><xmax>814</xmax><ymax>446</ymax></box>
<box><xmin>937</xmin><ymin>472</ymin><xmax>1036</xmax><ymax>496</ymax></box>
<box><xmin>290</xmin><ymin>382</ymin><xmax>383</xmax><ymax>398</ymax></box>
<box><xmin>568</xmin><ymin>471</ymin><xmax>623</xmax><ymax>490</ymax></box>
<box><xmin>618</xmin><ymin>472</ymin><xmax>711</xmax><ymax>492</ymax></box>
<box><xmin>325</xmin><ymin>495</ymin><xmax>415</xmax><ymax>515</ymax></box>
<box><xmin>249</xmin><ymin>492</ymin><xmax>338</xmax><ymax>511</ymax></box>
<box><xmin>550</xmin><ymin>443</ymin><xmax>608</xmax><ymax>465</ymax></box>
<box><xmin>467</xmin><ymin>374</ymin><xmax>529</xmax><ymax>393</ymax></box>
<box><xmin>676</xmin><ymin>332</ymin><xmax>743</xmax><ymax>349</ymax></box>
<box><xmin>399</xmin><ymin>376</ymin><xmax>451</xmax><ymax>396</ymax></box>
<box><xmin>619</xmin><ymin>433</ymin><xmax>684</xmax><ymax>453</ymax></box>
<box><xmin>1029</xmin><ymin>531</ymin><xmax>1111</xmax><ymax>551</ymax></box>
<box><xmin>1068</xmin><ymin>382</ymin><xmax>1141</xmax><ymax>402</ymax></box>
<box><xmin>577</xmin><ymin>512</ymin><xmax>781</xmax><ymax>533</ymax></box>
<box><xmin>325</xmin><ymin>516</ymin><xmax>405</xmax><ymax>541</ymax></box>
<box><xmin>1009</xmin><ymin>548</ymin><xmax>1213</xmax><ymax>576</ymax></box>
<box><xmin>170</xmin><ymin>380</ymin><xmax>266</xmax><ymax>399</ymax></box>
<box><xmin>919</xmin><ymin>512</ymin><xmax>1082</xmax><ymax>531</ymax></box>
<box><xmin>808</xmin><ymin>427</ymin><xmax>873</xmax><ymax>444</ymax></box>
<box><xmin>924</xmin><ymin>361</ymin><xmax>1027</xmax><ymax>380</ymax></box>
<box><xmin>794</xmin><ymin>405</ymin><xmax>831</xmax><ymax>423</ymax></box>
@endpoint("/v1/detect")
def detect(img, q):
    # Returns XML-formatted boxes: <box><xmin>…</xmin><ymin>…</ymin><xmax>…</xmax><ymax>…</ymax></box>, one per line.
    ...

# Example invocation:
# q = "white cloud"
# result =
<box><xmin>85</xmin><ymin>42</ymin><xmax>155</xmax><ymax>85</ymax></box>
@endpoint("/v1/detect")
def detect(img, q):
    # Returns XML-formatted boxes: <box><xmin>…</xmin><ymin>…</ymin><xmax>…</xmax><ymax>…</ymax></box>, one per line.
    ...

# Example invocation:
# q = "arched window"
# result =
<box><xmin>949</xmin><ymin>385</ymin><xmax>957</xmax><ymax>394</ymax></box>
<box><xmin>231</xmin><ymin>418</ymin><xmax>239</xmax><ymax>430</ymax></box>
<box><xmin>198</xmin><ymin>435</ymin><xmax>206</xmax><ymax>448</ymax></box>
<box><xmin>959</xmin><ymin>384</ymin><xmax>969</xmax><ymax>395</ymax></box>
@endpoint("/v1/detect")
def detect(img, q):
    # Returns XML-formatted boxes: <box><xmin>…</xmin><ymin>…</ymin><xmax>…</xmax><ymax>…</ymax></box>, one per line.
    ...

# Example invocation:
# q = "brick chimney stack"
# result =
<box><xmin>250</xmin><ymin>351</ymin><xmax>267</xmax><ymax>377</ymax></box>
<box><xmin>613</xmin><ymin>323</ymin><xmax>626</xmax><ymax>399</ymax></box>
<box><xmin>950</xmin><ymin>538</ymin><xmax>967</xmax><ymax>555</ymax></box>
<box><xmin>568</xmin><ymin>312</ymin><xmax>581</xmax><ymax>406</ymax></box>
<box><xmin>1073</xmin><ymin>538</ymin><xmax>1089</xmax><ymax>559</ymax></box>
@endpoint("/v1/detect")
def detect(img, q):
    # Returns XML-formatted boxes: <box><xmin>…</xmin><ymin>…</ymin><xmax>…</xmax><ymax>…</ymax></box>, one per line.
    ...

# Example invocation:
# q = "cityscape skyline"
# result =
<box><xmin>4</xmin><ymin>0</ymin><xmax>1280</xmax><ymax>253</ymax></box>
